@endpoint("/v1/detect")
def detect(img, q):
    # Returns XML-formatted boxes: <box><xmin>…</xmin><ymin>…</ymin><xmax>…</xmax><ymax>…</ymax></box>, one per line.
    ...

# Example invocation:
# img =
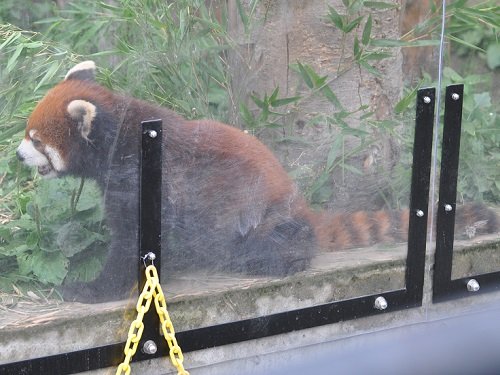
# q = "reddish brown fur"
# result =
<box><xmin>21</xmin><ymin>64</ymin><xmax>500</xmax><ymax>303</ymax></box>
<box><xmin>374</xmin><ymin>211</ymin><xmax>391</xmax><ymax>243</ymax></box>
<box><xmin>27</xmin><ymin>80</ymin><xmax>115</xmax><ymax>162</ymax></box>
<box><xmin>26</xmin><ymin>77</ymin><xmax>498</xmax><ymax>254</ymax></box>
<box><xmin>183</xmin><ymin>119</ymin><xmax>299</xmax><ymax>205</ymax></box>
<box><xmin>312</xmin><ymin>209</ymin><xmax>411</xmax><ymax>251</ymax></box>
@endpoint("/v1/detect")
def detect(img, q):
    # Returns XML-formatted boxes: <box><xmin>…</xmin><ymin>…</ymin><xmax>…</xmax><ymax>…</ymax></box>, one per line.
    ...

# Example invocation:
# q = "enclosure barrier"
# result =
<box><xmin>1</xmin><ymin>86</ymin><xmax>499</xmax><ymax>375</ymax></box>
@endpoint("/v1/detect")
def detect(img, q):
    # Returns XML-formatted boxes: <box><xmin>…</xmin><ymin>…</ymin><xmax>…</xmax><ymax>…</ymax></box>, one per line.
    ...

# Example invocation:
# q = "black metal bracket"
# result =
<box><xmin>433</xmin><ymin>84</ymin><xmax>500</xmax><ymax>302</ymax></box>
<box><xmin>135</xmin><ymin>119</ymin><xmax>167</xmax><ymax>360</ymax></box>
<box><xmin>0</xmin><ymin>90</ymin><xmax>435</xmax><ymax>373</ymax></box>
<box><xmin>405</xmin><ymin>87</ymin><xmax>436</xmax><ymax>305</ymax></box>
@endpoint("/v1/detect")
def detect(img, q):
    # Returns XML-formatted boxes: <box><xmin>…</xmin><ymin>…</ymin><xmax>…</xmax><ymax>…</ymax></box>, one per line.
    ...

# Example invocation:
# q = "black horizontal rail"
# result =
<box><xmin>0</xmin><ymin>289</ymin><xmax>414</xmax><ymax>375</ymax></box>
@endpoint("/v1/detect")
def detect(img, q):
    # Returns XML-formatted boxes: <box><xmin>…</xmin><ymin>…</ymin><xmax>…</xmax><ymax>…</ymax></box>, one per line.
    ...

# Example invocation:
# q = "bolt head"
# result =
<box><xmin>467</xmin><ymin>279</ymin><xmax>480</xmax><ymax>292</ymax></box>
<box><xmin>451</xmin><ymin>93</ymin><xmax>460</xmax><ymax>101</ymax></box>
<box><xmin>423</xmin><ymin>96</ymin><xmax>431</xmax><ymax>104</ymax></box>
<box><xmin>148</xmin><ymin>130</ymin><xmax>158</xmax><ymax>138</ymax></box>
<box><xmin>416</xmin><ymin>210</ymin><xmax>424</xmax><ymax>217</ymax></box>
<box><xmin>144</xmin><ymin>252</ymin><xmax>156</xmax><ymax>261</ymax></box>
<box><xmin>444</xmin><ymin>204</ymin><xmax>453</xmax><ymax>212</ymax></box>
<box><xmin>142</xmin><ymin>340</ymin><xmax>158</xmax><ymax>355</ymax></box>
<box><xmin>374</xmin><ymin>296</ymin><xmax>388</xmax><ymax>310</ymax></box>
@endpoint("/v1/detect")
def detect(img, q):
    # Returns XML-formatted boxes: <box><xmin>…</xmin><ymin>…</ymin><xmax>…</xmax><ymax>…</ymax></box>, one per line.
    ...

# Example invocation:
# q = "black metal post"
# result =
<box><xmin>405</xmin><ymin>87</ymin><xmax>435</xmax><ymax>305</ymax></box>
<box><xmin>135</xmin><ymin>119</ymin><xmax>165</xmax><ymax>360</ymax></box>
<box><xmin>432</xmin><ymin>85</ymin><xmax>500</xmax><ymax>302</ymax></box>
<box><xmin>432</xmin><ymin>85</ymin><xmax>464</xmax><ymax>299</ymax></box>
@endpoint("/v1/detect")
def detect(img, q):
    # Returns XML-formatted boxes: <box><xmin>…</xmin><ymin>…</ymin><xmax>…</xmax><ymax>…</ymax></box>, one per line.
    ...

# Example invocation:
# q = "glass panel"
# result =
<box><xmin>447</xmin><ymin>0</ymin><xmax>500</xmax><ymax>280</ymax></box>
<box><xmin>161</xmin><ymin>0</ymin><xmax>443</xmax><ymax>327</ymax></box>
<box><xmin>0</xmin><ymin>0</ymin><xmax>442</xmax><ymax>365</ymax></box>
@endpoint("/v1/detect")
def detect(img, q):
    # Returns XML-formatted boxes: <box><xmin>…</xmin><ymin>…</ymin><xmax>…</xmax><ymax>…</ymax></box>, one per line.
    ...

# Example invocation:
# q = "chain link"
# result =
<box><xmin>116</xmin><ymin>265</ymin><xmax>189</xmax><ymax>375</ymax></box>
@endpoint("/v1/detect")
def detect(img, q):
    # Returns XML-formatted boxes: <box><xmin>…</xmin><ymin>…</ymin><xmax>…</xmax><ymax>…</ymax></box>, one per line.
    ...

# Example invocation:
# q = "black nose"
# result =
<box><xmin>16</xmin><ymin>150</ymin><xmax>25</xmax><ymax>162</ymax></box>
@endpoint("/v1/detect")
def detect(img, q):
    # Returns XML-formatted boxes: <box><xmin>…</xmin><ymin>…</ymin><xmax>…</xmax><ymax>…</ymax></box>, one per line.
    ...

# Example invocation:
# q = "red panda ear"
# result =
<box><xmin>64</xmin><ymin>61</ymin><xmax>96</xmax><ymax>81</ymax></box>
<box><xmin>67</xmin><ymin>100</ymin><xmax>97</xmax><ymax>140</ymax></box>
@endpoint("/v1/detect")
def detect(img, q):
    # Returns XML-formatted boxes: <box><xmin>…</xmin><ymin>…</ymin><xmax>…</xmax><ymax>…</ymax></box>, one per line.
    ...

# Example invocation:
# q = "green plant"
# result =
<box><xmin>443</xmin><ymin>0</ymin><xmax>499</xmax><ymax>68</ymax></box>
<box><xmin>1</xmin><ymin>0</ymin><xmax>231</xmax><ymax>294</ymax></box>
<box><xmin>443</xmin><ymin>68</ymin><xmax>499</xmax><ymax>203</ymax></box>
<box><xmin>39</xmin><ymin>0</ymin><xmax>230</xmax><ymax>119</ymax></box>
<box><xmin>0</xmin><ymin>176</ymin><xmax>108</xmax><ymax>293</ymax></box>
<box><xmin>394</xmin><ymin>66</ymin><xmax>499</xmax><ymax>203</ymax></box>
<box><xmin>326</xmin><ymin>1</ymin><xmax>400</xmax><ymax>77</ymax></box>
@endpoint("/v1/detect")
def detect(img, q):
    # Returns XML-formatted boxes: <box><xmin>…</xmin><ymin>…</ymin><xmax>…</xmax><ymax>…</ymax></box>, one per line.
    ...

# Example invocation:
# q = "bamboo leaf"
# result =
<box><xmin>345</xmin><ymin>16</ymin><xmax>363</xmax><ymax>33</ymax></box>
<box><xmin>271</xmin><ymin>96</ymin><xmax>302</xmax><ymax>107</ymax></box>
<box><xmin>235</xmin><ymin>0</ymin><xmax>249</xmax><ymax>31</ymax></box>
<box><xmin>342</xmin><ymin>163</ymin><xmax>363</xmax><ymax>175</ymax></box>
<box><xmin>34</xmin><ymin>61</ymin><xmax>61</xmax><ymax>92</ymax></box>
<box><xmin>326</xmin><ymin>6</ymin><xmax>345</xmax><ymax>30</ymax></box>
<box><xmin>326</xmin><ymin>137</ymin><xmax>342</xmax><ymax>169</ymax></box>
<box><xmin>269</xmin><ymin>86</ymin><xmax>280</xmax><ymax>103</ymax></box>
<box><xmin>371</xmin><ymin>39</ymin><xmax>440</xmax><ymax>47</ymax></box>
<box><xmin>363</xmin><ymin>51</ymin><xmax>392</xmax><ymax>60</ymax></box>
<box><xmin>6</xmin><ymin>44</ymin><xmax>24</xmax><ymax>73</ymax></box>
<box><xmin>321</xmin><ymin>86</ymin><xmax>343</xmax><ymax>109</ymax></box>
<box><xmin>0</xmin><ymin>31</ymin><xmax>21</xmax><ymax>50</ymax></box>
<box><xmin>447</xmin><ymin>34</ymin><xmax>486</xmax><ymax>54</ymax></box>
<box><xmin>364</xmin><ymin>1</ymin><xmax>399</xmax><ymax>10</ymax></box>
<box><xmin>353</xmin><ymin>37</ymin><xmax>361</xmax><ymax>60</ymax></box>
<box><xmin>359</xmin><ymin>60</ymin><xmax>382</xmax><ymax>77</ymax></box>
<box><xmin>297</xmin><ymin>62</ymin><xmax>314</xmax><ymax>89</ymax></box>
<box><xmin>394</xmin><ymin>82</ymin><xmax>423</xmax><ymax>113</ymax></box>
<box><xmin>362</xmin><ymin>15</ymin><xmax>372</xmax><ymax>45</ymax></box>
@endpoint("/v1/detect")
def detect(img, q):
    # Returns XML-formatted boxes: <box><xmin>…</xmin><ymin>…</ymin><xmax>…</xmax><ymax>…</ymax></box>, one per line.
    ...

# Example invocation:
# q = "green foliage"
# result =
<box><xmin>444</xmin><ymin>68</ymin><xmax>499</xmax><ymax>203</ymax></box>
<box><xmin>0</xmin><ymin>0</ymin><xmax>229</xmax><ymax>294</ymax></box>
<box><xmin>0</xmin><ymin>0</ymin><xmax>498</xmax><ymax>294</ymax></box>
<box><xmin>37</xmin><ymin>0</ymin><xmax>230</xmax><ymax>119</ymax></box>
<box><xmin>325</xmin><ymin>1</ymin><xmax>403</xmax><ymax>77</ymax></box>
<box><xmin>395</xmin><ymin>67</ymin><xmax>500</xmax><ymax>203</ymax></box>
<box><xmin>445</xmin><ymin>0</ymin><xmax>499</xmax><ymax>57</ymax></box>
<box><xmin>0</xmin><ymin>23</ymin><xmax>85</xmax><ymax>293</ymax></box>
<box><xmin>239</xmin><ymin>87</ymin><xmax>302</xmax><ymax>131</ymax></box>
<box><xmin>0</xmin><ymin>176</ymin><xmax>107</xmax><ymax>292</ymax></box>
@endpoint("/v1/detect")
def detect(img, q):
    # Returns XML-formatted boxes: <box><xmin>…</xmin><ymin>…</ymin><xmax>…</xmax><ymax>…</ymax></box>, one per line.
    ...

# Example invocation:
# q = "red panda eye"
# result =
<box><xmin>32</xmin><ymin>138</ymin><xmax>42</xmax><ymax>148</ymax></box>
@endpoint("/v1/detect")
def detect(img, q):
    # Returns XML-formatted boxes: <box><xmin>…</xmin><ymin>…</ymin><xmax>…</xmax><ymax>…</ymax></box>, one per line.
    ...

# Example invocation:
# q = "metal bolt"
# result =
<box><xmin>145</xmin><ymin>252</ymin><xmax>156</xmax><ymax>261</ymax></box>
<box><xmin>451</xmin><ymin>93</ymin><xmax>460</xmax><ymax>101</ymax></box>
<box><xmin>141</xmin><ymin>252</ymin><xmax>156</xmax><ymax>266</ymax></box>
<box><xmin>416</xmin><ymin>210</ymin><xmax>424</xmax><ymax>217</ymax></box>
<box><xmin>148</xmin><ymin>130</ymin><xmax>158</xmax><ymax>138</ymax></box>
<box><xmin>142</xmin><ymin>340</ymin><xmax>158</xmax><ymax>355</ymax></box>
<box><xmin>374</xmin><ymin>296</ymin><xmax>388</xmax><ymax>310</ymax></box>
<box><xmin>467</xmin><ymin>279</ymin><xmax>480</xmax><ymax>292</ymax></box>
<box><xmin>444</xmin><ymin>204</ymin><xmax>453</xmax><ymax>212</ymax></box>
<box><xmin>423</xmin><ymin>96</ymin><xmax>431</xmax><ymax>104</ymax></box>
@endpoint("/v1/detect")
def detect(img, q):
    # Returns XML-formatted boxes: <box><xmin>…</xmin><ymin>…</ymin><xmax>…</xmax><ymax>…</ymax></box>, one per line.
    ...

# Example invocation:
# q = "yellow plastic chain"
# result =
<box><xmin>116</xmin><ymin>265</ymin><xmax>189</xmax><ymax>375</ymax></box>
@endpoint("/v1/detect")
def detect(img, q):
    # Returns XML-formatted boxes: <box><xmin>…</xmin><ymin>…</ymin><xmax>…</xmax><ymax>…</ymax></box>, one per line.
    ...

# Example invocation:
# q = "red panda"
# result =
<box><xmin>17</xmin><ymin>61</ymin><xmax>498</xmax><ymax>303</ymax></box>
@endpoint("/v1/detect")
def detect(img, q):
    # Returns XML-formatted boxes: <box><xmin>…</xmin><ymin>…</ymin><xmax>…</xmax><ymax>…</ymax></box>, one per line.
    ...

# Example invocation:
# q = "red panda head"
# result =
<box><xmin>17</xmin><ymin>61</ymin><xmax>106</xmax><ymax>177</ymax></box>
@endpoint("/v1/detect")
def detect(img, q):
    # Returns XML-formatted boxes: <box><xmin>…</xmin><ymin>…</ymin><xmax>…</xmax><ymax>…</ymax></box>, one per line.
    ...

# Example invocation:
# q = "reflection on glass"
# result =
<box><xmin>1</xmin><ymin>0</ymin><xmax>482</xmax><ymax>363</ymax></box>
<box><xmin>440</xmin><ymin>0</ymin><xmax>500</xmax><ymax>279</ymax></box>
